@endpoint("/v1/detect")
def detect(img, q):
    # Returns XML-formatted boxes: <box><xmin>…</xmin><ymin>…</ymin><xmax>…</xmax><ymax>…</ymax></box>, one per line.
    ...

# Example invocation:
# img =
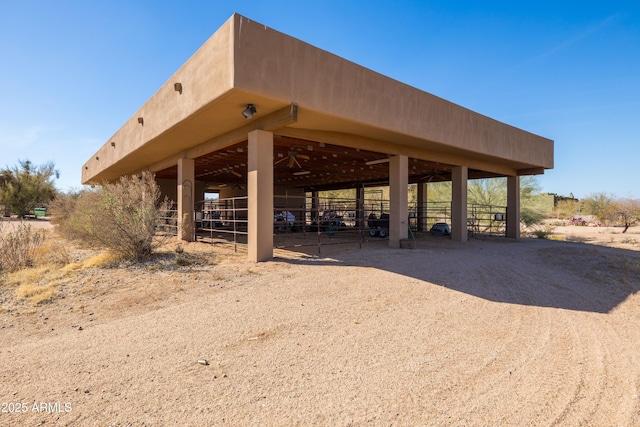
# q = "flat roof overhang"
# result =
<box><xmin>153</xmin><ymin>135</ymin><xmax>503</xmax><ymax>192</ymax></box>
<box><xmin>82</xmin><ymin>13</ymin><xmax>553</xmax><ymax>187</ymax></box>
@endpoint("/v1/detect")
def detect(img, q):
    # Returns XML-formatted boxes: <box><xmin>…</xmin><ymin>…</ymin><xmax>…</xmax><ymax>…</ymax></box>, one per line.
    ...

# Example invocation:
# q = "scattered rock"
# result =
<box><xmin>197</xmin><ymin>359</ymin><xmax>209</xmax><ymax>366</ymax></box>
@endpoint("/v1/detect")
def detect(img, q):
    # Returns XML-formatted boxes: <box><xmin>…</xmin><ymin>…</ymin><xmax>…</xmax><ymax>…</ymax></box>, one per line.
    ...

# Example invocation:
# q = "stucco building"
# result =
<box><xmin>82</xmin><ymin>13</ymin><xmax>554</xmax><ymax>261</ymax></box>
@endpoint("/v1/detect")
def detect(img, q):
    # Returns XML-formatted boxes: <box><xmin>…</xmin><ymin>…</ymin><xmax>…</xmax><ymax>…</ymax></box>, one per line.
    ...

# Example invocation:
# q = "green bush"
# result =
<box><xmin>51</xmin><ymin>172</ymin><xmax>171</xmax><ymax>261</ymax></box>
<box><xmin>520</xmin><ymin>208</ymin><xmax>546</xmax><ymax>228</ymax></box>
<box><xmin>530</xmin><ymin>225</ymin><xmax>554</xmax><ymax>239</ymax></box>
<box><xmin>0</xmin><ymin>160</ymin><xmax>57</xmax><ymax>217</ymax></box>
<box><xmin>0</xmin><ymin>221</ymin><xmax>45</xmax><ymax>273</ymax></box>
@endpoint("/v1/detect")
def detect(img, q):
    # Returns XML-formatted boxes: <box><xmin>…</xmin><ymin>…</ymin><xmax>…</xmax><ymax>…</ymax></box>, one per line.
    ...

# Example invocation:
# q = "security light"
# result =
<box><xmin>242</xmin><ymin>104</ymin><xmax>257</xmax><ymax>119</ymax></box>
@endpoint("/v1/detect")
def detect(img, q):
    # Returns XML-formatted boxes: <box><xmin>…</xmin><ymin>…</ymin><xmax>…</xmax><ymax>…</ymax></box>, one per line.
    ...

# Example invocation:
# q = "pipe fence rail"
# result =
<box><xmin>187</xmin><ymin>195</ymin><xmax>508</xmax><ymax>253</ymax></box>
<box><xmin>468</xmin><ymin>204</ymin><xmax>507</xmax><ymax>236</ymax></box>
<box><xmin>195</xmin><ymin>197</ymin><xmax>248</xmax><ymax>251</ymax></box>
<box><xmin>157</xmin><ymin>202</ymin><xmax>178</xmax><ymax>236</ymax></box>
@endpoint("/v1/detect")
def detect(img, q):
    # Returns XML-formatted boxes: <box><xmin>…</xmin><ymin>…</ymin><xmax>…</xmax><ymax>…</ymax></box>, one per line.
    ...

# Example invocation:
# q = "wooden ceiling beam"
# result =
<box><xmin>276</xmin><ymin>127</ymin><xmax>518</xmax><ymax>177</ymax></box>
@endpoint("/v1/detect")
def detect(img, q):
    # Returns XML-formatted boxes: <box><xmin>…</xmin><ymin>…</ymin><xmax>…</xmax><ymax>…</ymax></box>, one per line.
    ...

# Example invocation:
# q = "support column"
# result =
<box><xmin>451</xmin><ymin>166</ymin><xmax>468</xmax><ymax>242</ymax></box>
<box><xmin>248</xmin><ymin>130</ymin><xmax>274</xmax><ymax>262</ymax></box>
<box><xmin>389</xmin><ymin>155</ymin><xmax>409</xmax><ymax>248</ymax></box>
<box><xmin>417</xmin><ymin>182</ymin><xmax>427</xmax><ymax>231</ymax></box>
<box><xmin>355</xmin><ymin>186</ymin><xmax>364</xmax><ymax>229</ymax></box>
<box><xmin>177</xmin><ymin>158</ymin><xmax>195</xmax><ymax>242</ymax></box>
<box><xmin>507</xmin><ymin>175</ymin><xmax>521</xmax><ymax>240</ymax></box>
<box><xmin>310</xmin><ymin>191</ymin><xmax>319</xmax><ymax>223</ymax></box>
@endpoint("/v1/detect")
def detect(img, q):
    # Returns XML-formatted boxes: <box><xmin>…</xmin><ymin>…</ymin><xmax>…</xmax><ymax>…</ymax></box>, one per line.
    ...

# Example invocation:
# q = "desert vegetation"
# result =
<box><xmin>1</xmin><ymin>171</ymin><xmax>177</xmax><ymax>306</ymax></box>
<box><xmin>1</xmin><ymin>171</ymin><xmax>639</xmax><ymax>425</ymax></box>
<box><xmin>0</xmin><ymin>221</ymin><xmax>46</xmax><ymax>273</ymax></box>
<box><xmin>579</xmin><ymin>192</ymin><xmax>640</xmax><ymax>232</ymax></box>
<box><xmin>50</xmin><ymin>171</ymin><xmax>172</xmax><ymax>261</ymax></box>
<box><xmin>0</xmin><ymin>160</ymin><xmax>58</xmax><ymax>218</ymax></box>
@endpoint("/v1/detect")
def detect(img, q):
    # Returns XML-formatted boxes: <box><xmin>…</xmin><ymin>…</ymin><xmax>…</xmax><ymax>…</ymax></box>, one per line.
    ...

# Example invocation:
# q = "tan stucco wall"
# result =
<box><xmin>83</xmin><ymin>13</ymin><xmax>553</xmax><ymax>188</ymax></box>
<box><xmin>82</xmin><ymin>15</ymin><xmax>237</xmax><ymax>184</ymax></box>
<box><xmin>232</xmin><ymin>15</ymin><xmax>553</xmax><ymax>171</ymax></box>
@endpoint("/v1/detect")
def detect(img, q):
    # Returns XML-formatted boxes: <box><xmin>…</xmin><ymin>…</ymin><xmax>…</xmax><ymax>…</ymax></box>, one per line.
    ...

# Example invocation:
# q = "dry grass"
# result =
<box><xmin>0</xmin><ymin>226</ymin><xmax>120</xmax><ymax>306</ymax></box>
<box><xmin>0</xmin><ymin>221</ymin><xmax>46</xmax><ymax>272</ymax></box>
<box><xmin>78</xmin><ymin>251</ymin><xmax>123</xmax><ymax>269</ymax></box>
<box><xmin>7</xmin><ymin>266</ymin><xmax>73</xmax><ymax>304</ymax></box>
<box><xmin>3</xmin><ymin>221</ymin><xmax>640</xmax><ymax>425</ymax></box>
<box><xmin>33</xmin><ymin>235</ymin><xmax>71</xmax><ymax>266</ymax></box>
<box><xmin>548</xmin><ymin>235</ymin><xmax>566</xmax><ymax>241</ymax></box>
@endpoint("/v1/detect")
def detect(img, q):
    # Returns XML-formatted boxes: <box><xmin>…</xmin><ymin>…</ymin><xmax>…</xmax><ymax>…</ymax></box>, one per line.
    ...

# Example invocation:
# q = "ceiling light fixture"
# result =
<box><xmin>365</xmin><ymin>158</ymin><xmax>390</xmax><ymax>166</ymax></box>
<box><xmin>242</xmin><ymin>104</ymin><xmax>257</xmax><ymax>119</ymax></box>
<box><xmin>293</xmin><ymin>170</ymin><xmax>310</xmax><ymax>176</ymax></box>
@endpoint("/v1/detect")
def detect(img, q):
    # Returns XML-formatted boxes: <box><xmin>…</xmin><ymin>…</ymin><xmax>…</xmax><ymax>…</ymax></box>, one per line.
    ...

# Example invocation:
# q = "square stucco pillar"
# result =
<box><xmin>451</xmin><ymin>166</ymin><xmax>468</xmax><ymax>242</ymax></box>
<box><xmin>248</xmin><ymin>130</ymin><xmax>274</xmax><ymax>262</ymax></box>
<box><xmin>355</xmin><ymin>186</ymin><xmax>364</xmax><ymax>229</ymax></box>
<box><xmin>507</xmin><ymin>176</ymin><xmax>521</xmax><ymax>240</ymax></box>
<box><xmin>177</xmin><ymin>158</ymin><xmax>195</xmax><ymax>242</ymax></box>
<box><xmin>389</xmin><ymin>155</ymin><xmax>409</xmax><ymax>248</ymax></box>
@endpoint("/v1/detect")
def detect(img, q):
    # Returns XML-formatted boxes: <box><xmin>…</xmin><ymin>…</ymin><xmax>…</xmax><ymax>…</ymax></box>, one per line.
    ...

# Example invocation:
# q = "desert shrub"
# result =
<box><xmin>530</xmin><ymin>225</ymin><xmax>554</xmax><ymax>239</ymax></box>
<box><xmin>0</xmin><ymin>221</ymin><xmax>46</xmax><ymax>273</ymax></box>
<box><xmin>554</xmin><ymin>199</ymin><xmax>581</xmax><ymax>219</ymax></box>
<box><xmin>52</xmin><ymin>172</ymin><xmax>171</xmax><ymax>261</ymax></box>
<box><xmin>520</xmin><ymin>208</ymin><xmax>545</xmax><ymax>228</ymax></box>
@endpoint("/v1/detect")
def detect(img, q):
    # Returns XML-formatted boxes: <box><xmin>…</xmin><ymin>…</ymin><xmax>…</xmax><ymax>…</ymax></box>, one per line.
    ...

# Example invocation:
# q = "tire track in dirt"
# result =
<box><xmin>550</xmin><ymin>311</ymin><xmax>640</xmax><ymax>426</ymax></box>
<box><xmin>402</xmin><ymin>251</ymin><xmax>629</xmax><ymax>425</ymax></box>
<box><xmin>423</xmin><ymin>261</ymin><xmax>561</xmax><ymax>424</ymax></box>
<box><xmin>3</xmin><ymin>237</ymin><xmax>639</xmax><ymax>425</ymax></box>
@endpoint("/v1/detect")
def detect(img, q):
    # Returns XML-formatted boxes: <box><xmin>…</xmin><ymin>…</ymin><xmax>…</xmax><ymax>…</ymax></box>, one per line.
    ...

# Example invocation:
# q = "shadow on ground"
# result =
<box><xmin>276</xmin><ymin>235</ymin><xmax>640</xmax><ymax>314</ymax></box>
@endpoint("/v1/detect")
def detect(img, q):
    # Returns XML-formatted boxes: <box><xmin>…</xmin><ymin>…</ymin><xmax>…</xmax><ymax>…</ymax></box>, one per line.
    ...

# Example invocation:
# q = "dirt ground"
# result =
<box><xmin>1</xmin><ymin>220</ymin><xmax>639</xmax><ymax>426</ymax></box>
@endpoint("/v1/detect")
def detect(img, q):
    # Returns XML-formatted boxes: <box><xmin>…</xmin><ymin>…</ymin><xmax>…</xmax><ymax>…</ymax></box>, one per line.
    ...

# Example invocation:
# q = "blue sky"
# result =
<box><xmin>1</xmin><ymin>1</ymin><xmax>638</xmax><ymax>199</ymax></box>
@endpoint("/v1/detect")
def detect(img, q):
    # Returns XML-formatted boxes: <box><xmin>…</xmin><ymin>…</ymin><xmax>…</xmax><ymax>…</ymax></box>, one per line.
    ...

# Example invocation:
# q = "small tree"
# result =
<box><xmin>581</xmin><ymin>192</ymin><xmax>616</xmax><ymax>223</ymax></box>
<box><xmin>613</xmin><ymin>198</ymin><xmax>640</xmax><ymax>233</ymax></box>
<box><xmin>51</xmin><ymin>172</ymin><xmax>171</xmax><ymax>261</ymax></box>
<box><xmin>0</xmin><ymin>160</ymin><xmax>58</xmax><ymax>217</ymax></box>
<box><xmin>466</xmin><ymin>177</ymin><xmax>545</xmax><ymax>227</ymax></box>
<box><xmin>554</xmin><ymin>199</ymin><xmax>581</xmax><ymax>219</ymax></box>
<box><xmin>468</xmin><ymin>178</ymin><xmax>506</xmax><ymax>206</ymax></box>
